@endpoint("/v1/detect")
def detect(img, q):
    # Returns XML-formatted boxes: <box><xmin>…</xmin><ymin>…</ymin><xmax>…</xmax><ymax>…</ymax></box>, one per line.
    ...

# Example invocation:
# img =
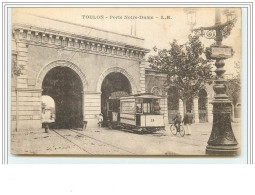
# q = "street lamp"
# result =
<box><xmin>184</xmin><ymin>8</ymin><xmax>197</xmax><ymax>30</ymax></box>
<box><xmin>223</xmin><ymin>9</ymin><xmax>236</xmax><ymax>22</ymax></box>
<box><xmin>187</xmin><ymin>8</ymin><xmax>239</xmax><ymax>155</ymax></box>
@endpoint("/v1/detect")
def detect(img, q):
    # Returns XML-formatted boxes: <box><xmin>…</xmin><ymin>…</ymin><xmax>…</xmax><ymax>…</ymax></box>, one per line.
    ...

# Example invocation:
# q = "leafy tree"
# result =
<box><xmin>148</xmin><ymin>35</ymin><xmax>213</xmax><ymax>112</ymax></box>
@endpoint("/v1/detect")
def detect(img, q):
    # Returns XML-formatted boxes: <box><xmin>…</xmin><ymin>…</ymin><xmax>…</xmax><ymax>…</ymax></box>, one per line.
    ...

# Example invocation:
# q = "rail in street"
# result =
<box><xmin>52</xmin><ymin>129</ymin><xmax>135</xmax><ymax>155</ymax></box>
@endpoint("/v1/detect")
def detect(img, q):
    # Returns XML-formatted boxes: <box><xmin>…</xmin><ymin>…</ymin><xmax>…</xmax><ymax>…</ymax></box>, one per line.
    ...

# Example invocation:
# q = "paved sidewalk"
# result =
<box><xmin>11</xmin><ymin>122</ymin><xmax>241</xmax><ymax>156</ymax></box>
<box><xmin>162</xmin><ymin>122</ymin><xmax>241</xmax><ymax>155</ymax></box>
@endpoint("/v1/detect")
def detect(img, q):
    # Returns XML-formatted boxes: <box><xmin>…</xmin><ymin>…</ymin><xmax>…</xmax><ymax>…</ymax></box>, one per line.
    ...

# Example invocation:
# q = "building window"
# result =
<box><xmin>151</xmin><ymin>86</ymin><xmax>162</xmax><ymax>96</ymax></box>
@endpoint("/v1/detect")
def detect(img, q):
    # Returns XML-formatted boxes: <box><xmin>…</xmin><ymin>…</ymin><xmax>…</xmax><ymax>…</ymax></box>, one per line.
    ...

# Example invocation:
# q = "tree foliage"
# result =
<box><xmin>148</xmin><ymin>35</ymin><xmax>213</xmax><ymax>104</ymax></box>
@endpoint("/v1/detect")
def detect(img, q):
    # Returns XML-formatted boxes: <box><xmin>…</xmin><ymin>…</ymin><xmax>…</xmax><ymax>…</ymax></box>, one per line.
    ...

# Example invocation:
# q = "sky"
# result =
<box><xmin>42</xmin><ymin>96</ymin><xmax>55</xmax><ymax>108</ymax></box>
<box><xmin>13</xmin><ymin>8</ymin><xmax>242</xmax><ymax>75</ymax></box>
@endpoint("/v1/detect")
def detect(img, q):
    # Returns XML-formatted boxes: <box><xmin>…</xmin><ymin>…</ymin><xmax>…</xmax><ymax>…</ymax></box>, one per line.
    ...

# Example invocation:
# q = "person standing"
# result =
<box><xmin>183</xmin><ymin>111</ymin><xmax>193</xmax><ymax>135</ymax></box>
<box><xmin>97</xmin><ymin>113</ymin><xmax>103</xmax><ymax>127</ymax></box>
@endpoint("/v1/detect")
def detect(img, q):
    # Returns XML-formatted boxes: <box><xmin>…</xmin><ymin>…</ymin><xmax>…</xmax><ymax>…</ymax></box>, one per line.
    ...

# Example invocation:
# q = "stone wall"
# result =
<box><xmin>28</xmin><ymin>45</ymin><xmax>142</xmax><ymax>92</ymax></box>
<box><xmin>11</xmin><ymin>21</ymin><xmax>149</xmax><ymax>131</ymax></box>
<box><xmin>11</xmin><ymin>89</ymin><xmax>42</xmax><ymax>132</ymax></box>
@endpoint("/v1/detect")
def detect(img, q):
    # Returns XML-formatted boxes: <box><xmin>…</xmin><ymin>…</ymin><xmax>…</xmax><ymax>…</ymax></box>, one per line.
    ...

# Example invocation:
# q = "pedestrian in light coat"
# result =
<box><xmin>97</xmin><ymin>113</ymin><xmax>103</xmax><ymax>127</ymax></box>
<box><xmin>183</xmin><ymin>111</ymin><xmax>193</xmax><ymax>135</ymax></box>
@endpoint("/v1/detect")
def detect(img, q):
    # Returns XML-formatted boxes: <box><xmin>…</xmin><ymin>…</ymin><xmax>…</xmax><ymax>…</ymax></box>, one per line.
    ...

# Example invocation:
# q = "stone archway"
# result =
<box><xmin>96</xmin><ymin>67</ymin><xmax>137</xmax><ymax>94</ymax></box>
<box><xmin>36</xmin><ymin>60</ymin><xmax>88</xmax><ymax>128</ymax></box>
<box><xmin>100</xmin><ymin>72</ymin><xmax>132</xmax><ymax>125</ymax></box>
<box><xmin>36</xmin><ymin>60</ymin><xmax>88</xmax><ymax>92</ymax></box>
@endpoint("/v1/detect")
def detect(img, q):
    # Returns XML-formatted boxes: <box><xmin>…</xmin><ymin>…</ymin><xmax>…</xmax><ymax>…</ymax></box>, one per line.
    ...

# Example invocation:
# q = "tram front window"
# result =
<box><xmin>152</xmin><ymin>99</ymin><xmax>161</xmax><ymax>115</ymax></box>
<box><xmin>135</xmin><ymin>99</ymin><xmax>161</xmax><ymax>114</ymax></box>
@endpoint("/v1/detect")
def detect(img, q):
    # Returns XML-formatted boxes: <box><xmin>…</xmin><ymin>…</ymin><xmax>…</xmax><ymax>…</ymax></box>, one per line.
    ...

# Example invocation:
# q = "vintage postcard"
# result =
<box><xmin>11</xmin><ymin>7</ymin><xmax>241</xmax><ymax>156</ymax></box>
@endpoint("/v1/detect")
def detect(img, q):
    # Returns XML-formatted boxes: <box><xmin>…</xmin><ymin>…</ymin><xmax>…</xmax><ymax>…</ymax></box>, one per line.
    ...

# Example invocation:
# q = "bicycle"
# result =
<box><xmin>170</xmin><ymin>123</ymin><xmax>185</xmax><ymax>137</ymax></box>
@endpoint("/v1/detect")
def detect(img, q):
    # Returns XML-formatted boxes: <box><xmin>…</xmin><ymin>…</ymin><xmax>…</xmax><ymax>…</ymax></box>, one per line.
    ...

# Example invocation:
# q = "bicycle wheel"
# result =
<box><xmin>170</xmin><ymin>125</ymin><xmax>177</xmax><ymax>135</ymax></box>
<box><xmin>179</xmin><ymin>125</ymin><xmax>185</xmax><ymax>137</ymax></box>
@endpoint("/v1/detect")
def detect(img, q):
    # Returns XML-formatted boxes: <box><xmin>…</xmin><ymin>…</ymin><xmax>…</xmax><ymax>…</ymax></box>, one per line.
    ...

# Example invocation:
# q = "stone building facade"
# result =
<box><xmin>145</xmin><ymin>68</ymin><xmax>241</xmax><ymax>124</ymax></box>
<box><xmin>145</xmin><ymin>68</ymin><xmax>214</xmax><ymax>124</ymax></box>
<box><xmin>11</xmin><ymin>13</ymin><xmax>151</xmax><ymax>131</ymax></box>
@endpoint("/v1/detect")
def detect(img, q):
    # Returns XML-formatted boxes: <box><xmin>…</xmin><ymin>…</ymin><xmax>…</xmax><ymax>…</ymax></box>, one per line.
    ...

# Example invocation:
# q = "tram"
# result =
<box><xmin>106</xmin><ymin>92</ymin><xmax>165</xmax><ymax>133</ymax></box>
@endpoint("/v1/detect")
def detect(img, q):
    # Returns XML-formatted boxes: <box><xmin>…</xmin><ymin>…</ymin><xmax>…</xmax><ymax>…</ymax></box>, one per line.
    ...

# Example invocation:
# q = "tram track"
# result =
<box><xmin>52</xmin><ymin>129</ymin><xmax>135</xmax><ymax>155</ymax></box>
<box><xmin>70</xmin><ymin>129</ymin><xmax>192</xmax><ymax>155</ymax></box>
<box><xmin>52</xmin><ymin>130</ymin><xmax>92</xmax><ymax>154</ymax></box>
<box><xmin>52</xmin><ymin>128</ymin><xmax>205</xmax><ymax>155</ymax></box>
<box><xmin>70</xmin><ymin>129</ymin><xmax>136</xmax><ymax>155</ymax></box>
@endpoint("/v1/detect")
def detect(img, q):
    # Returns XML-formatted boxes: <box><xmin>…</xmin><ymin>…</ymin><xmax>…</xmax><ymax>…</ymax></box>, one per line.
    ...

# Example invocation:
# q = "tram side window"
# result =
<box><xmin>143</xmin><ymin>102</ymin><xmax>151</xmax><ymax>114</ymax></box>
<box><xmin>121</xmin><ymin>101</ymin><xmax>136</xmax><ymax>114</ymax></box>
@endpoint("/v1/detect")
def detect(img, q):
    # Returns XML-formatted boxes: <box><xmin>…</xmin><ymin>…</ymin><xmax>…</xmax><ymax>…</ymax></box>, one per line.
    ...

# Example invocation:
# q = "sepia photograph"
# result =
<box><xmin>10</xmin><ymin>7</ymin><xmax>242</xmax><ymax>156</ymax></box>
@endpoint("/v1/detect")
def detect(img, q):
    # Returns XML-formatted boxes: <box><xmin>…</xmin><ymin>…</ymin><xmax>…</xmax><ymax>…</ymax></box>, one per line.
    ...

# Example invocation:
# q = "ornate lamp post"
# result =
<box><xmin>186</xmin><ymin>8</ymin><xmax>240</xmax><ymax>155</ymax></box>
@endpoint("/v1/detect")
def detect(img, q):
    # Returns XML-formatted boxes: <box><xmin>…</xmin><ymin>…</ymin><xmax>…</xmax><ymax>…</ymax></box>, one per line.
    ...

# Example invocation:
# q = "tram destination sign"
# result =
<box><xmin>210</xmin><ymin>46</ymin><xmax>233</xmax><ymax>59</ymax></box>
<box><xmin>110</xmin><ymin>91</ymin><xmax>129</xmax><ymax>99</ymax></box>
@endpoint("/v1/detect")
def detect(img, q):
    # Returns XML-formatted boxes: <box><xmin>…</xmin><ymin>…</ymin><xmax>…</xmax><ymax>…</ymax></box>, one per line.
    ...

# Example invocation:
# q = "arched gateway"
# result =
<box><xmin>37</xmin><ymin>60</ymin><xmax>88</xmax><ymax>129</ymax></box>
<box><xmin>36</xmin><ymin>60</ymin><xmax>88</xmax><ymax>91</ymax></box>
<box><xmin>97</xmin><ymin>67</ymin><xmax>137</xmax><ymax>125</ymax></box>
<box><xmin>96</xmin><ymin>67</ymin><xmax>137</xmax><ymax>94</ymax></box>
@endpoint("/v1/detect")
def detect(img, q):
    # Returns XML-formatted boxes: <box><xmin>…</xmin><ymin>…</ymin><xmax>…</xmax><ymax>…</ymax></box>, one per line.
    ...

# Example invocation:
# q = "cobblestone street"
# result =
<box><xmin>11</xmin><ymin>122</ymin><xmax>241</xmax><ymax>156</ymax></box>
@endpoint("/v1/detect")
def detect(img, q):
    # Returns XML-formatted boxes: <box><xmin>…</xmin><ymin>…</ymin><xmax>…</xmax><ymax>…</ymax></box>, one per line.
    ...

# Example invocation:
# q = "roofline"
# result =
<box><xmin>28</xmin><ymin>13</ymin><xmax>145</xmax><ymax>41</ymax></box>
<box><xmin>13</xmin><ymin>23</ymin><xmax>150</xmax><ymax>53</ymax></box>
<box><xmin>120</xmin><ymin>93</ymin><xmax>165</xmax><ymax>99</ymax></box>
